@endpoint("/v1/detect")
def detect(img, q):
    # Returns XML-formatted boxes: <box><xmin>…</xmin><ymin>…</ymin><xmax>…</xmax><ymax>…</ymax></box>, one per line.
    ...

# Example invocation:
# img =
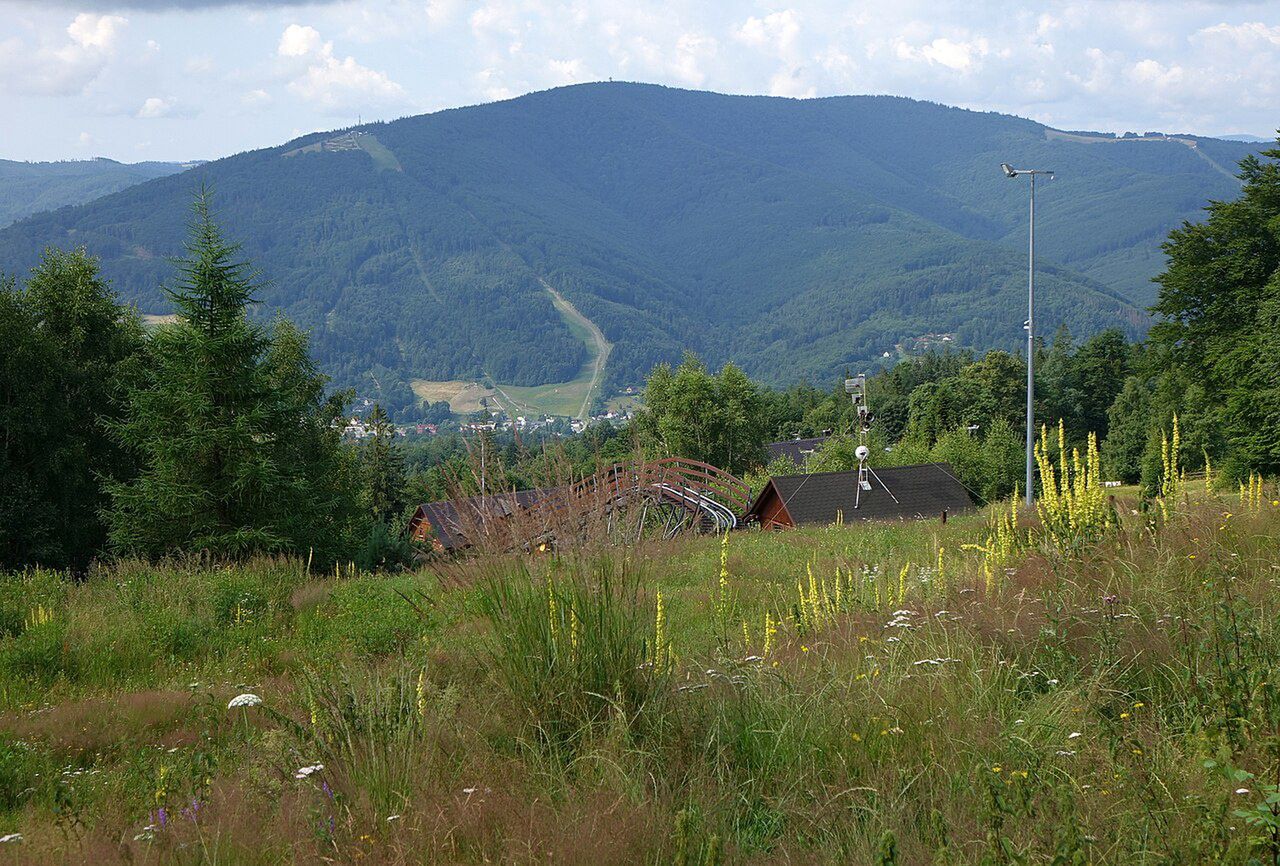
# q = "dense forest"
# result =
<box><xmin>0</xmin><ymin>157</ymin><xmax>189</xmax><ymax>228</ymax></box>
<box><xmin>0</xmin><ymin>84</ymin><xmax>1260</xmax><ymax>415</ymax></box>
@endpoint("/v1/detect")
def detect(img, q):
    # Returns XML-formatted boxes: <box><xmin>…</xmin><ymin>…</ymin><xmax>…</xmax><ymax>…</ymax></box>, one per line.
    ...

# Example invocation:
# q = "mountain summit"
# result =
<box><xmin>0</xmin><ymin>83</ymin><xmax>1260</xmax><ymax>411</ymax></box>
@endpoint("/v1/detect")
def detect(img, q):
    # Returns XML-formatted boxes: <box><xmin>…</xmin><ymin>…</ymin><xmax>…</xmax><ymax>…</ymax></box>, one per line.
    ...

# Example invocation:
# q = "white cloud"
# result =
<box><xmin>76</xmin><ymin>130</ymin><xmax>95</xmax><ymax>148</ymax></box>
<box><xmin>1129</xmin><ymin>58</ymin><xmax>1184</xmax><ymax>90</ymax></box>
<box><xmin>4</xmin><ymin>0</ymin><xmax>1280</xmax><ymax>162</ymax></box>
<box><xmin>278</xmin><ymin>23</ymin><xmax>322</xmax><ymax>57</ymax></box>
<box><xmin>290</xmin><ymin>54</ymin><xmax>407</xmax><ymax>111</ymax></box>
<box><xmin>547</xmin><ymin>57</ymin><xmax>587</xmax><ymax>83</ymax></box>
<box><xmin>476</xmin><ymin>66</ymin><xmax>512</xmax><ymax>101</ymax></box>
<box><xmin>425</xmin><ymin>0</ymin><xmax>462</xmax><ymax>29</ymax></box>
<box><xmin>672</xmin><ymin>33</ymin><xmax>717</xmax><ymax>86</ymax></box>
<box><xmin>768</xmin><ymin>66</ymin><xmax>815</xmax><ymax>98</ymax></box>
<box><xmin>242</xmin><ymin>88</ymin><xmax>272</xmax><ymax>107</ymax></box>
<box><xmin>67</xmin><ymin>13</ymin><xmax>126</xmax><ymax>50</ymax></box>
<box><xmin>895</xmin><ymin>36</ymin><xmax>990</xmax><ymax>71</ymax></box>
<box><xmin>137</xmin><ymin>96</ymin><xmax>174</xmax><ymax>117</ymax></box>
<box><xmin>736</xmin><ymin>10</ymin><xmax>802</xmax><ymax>57</ymax></box>
<box><xmin>0</xmin><ymin>13</ymin><xmax>128</xmax><ymax>96</ymax></box>
<box><xmin>736</xmin><ymin>10</ymin><xmax>812</xmax><ymax>98</ymax></box>
<box><xmin>1196</xmin><ymin>21</ymin><xmax>1280</xmax><ymax>48</ymax></box>
<box><xmin>816</xmin><ymin>46</ymin><xmax>856</xmax><ymax>79</ymax></box>
<box><xmin>278</xmin><ymin>25</ymin><xmax>407</xmax><ymax>113</ymax></box>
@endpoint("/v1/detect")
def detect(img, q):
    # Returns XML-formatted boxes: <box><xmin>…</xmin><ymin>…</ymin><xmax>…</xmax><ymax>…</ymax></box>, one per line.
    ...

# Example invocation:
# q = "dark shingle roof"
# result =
<box><xmin>749</xmin><ymin>462</ymin><xmax>973</xmax><ymax>525</ymax></box>
<box><xmin>765</xmin><ymin>436</ymin><xmax>830</xmax><ymax>465</ymax></box>
<box><xmin>413</xmin><ymin>488</ymin><xmax>551</xmax><ymax>550</ymax></box>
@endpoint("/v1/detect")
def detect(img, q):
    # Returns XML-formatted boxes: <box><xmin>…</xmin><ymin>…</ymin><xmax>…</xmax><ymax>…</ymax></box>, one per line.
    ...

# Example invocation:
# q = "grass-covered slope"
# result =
<box><xmin>1</xmin><ymin>491</ymin><xmax>1278</xmax><ymax>861</ymax></box>
<box><xmin>0</xmin><ymin>158</ymin><xmax>191</xmax><ymax>228</ymax></box>
<box><xmin>0</xmin><ymin>84</ymin><xmax>1259</xmax><ymax>398</ymax></box>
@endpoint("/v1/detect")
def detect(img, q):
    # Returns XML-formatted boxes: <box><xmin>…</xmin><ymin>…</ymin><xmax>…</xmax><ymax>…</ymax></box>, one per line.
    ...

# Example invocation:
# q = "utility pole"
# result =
<box><xmin>1000</xmin><ymin>163</ymin><xmax>1054</xmax><ymax>508</ymax></box>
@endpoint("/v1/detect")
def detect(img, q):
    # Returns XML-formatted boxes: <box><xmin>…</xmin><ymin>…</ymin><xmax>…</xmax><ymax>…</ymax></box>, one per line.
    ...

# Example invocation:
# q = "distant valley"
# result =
<box><xmin>0</xmin><ymin>83</ymin><xmax>1263</xmax><ymax>416</ymax></box>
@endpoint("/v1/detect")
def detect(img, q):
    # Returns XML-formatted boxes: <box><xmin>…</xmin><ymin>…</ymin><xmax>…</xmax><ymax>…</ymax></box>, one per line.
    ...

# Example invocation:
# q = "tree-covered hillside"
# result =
<box><xmin>0</xmin><ymin>84</ymin><xmax>1260</xmax><ymax>409</ymax></box>
<box><xmin>0</xmin><ymin>157</ymin><xmax>192</xmax><ymax>228</ymax></box>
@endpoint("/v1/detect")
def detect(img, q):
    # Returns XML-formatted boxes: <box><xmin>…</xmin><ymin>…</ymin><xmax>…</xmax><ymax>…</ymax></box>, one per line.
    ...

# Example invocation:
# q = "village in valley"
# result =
<box><xmin>338</xmin><ymin>396</ymin><xmax>636</xmax><ymax>441</ymax></box>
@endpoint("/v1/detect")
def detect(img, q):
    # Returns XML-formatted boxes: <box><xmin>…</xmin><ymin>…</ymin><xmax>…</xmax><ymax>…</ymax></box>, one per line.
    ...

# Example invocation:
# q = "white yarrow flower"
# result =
<box><xmin>294</xmin><ymin>763</ymin><xmax>324</xmax><ymax>779</ymax></box>
<box><xmin>228</xmin><ymin>693</ymin><xmax>263</xmax><ymax>709</ymax></box>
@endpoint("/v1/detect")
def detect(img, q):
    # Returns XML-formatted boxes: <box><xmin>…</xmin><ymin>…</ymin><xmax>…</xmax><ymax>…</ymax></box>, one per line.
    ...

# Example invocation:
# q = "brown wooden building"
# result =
<box><xmin>408</xmin><ymin>489</ymin><xmax>550</xmax><ymax>552</ymax></box>
<box><xmin>745</xmin><ymin>462</ymin><xmax>973</xmax><ymax>529</ymax></box>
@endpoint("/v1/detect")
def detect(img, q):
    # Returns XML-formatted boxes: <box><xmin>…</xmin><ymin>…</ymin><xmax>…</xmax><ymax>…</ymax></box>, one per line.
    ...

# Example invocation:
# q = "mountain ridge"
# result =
<box><xmin>0</xmin><ymin>83</ymin><xmax>1263</xmax><ymax>413</ymax></box>
<box><xmin>0</xmin><ymin>157</ymin><xmax>196</xmax><ymax>228</ymax></box>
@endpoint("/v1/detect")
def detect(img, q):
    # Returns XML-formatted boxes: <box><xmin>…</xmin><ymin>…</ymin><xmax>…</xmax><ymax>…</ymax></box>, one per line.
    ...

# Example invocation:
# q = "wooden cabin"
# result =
<box><xmin>408</xmin><ymin>489</ymin><xmax>550</xmax><ymax>552</ymax></box>
<box><xmin>745</xmin><ymin>462</ymin><xmax>973</xmax><ymax>529</ymax></box>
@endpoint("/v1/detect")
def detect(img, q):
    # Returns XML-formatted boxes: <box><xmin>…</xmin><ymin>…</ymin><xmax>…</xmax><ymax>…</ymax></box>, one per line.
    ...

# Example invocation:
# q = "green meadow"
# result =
<box><xmin>2</xmin><ymin>487</ymin><xmax>1279</xmax><ymax>863</ymax></box>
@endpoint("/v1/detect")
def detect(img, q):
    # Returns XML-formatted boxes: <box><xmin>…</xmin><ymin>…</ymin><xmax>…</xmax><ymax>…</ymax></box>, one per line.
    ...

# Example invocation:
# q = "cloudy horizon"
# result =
<box><xmin>2</xmin><ymin>0</ymin><xmax>1277</xmax><ymax>164</ymax></box>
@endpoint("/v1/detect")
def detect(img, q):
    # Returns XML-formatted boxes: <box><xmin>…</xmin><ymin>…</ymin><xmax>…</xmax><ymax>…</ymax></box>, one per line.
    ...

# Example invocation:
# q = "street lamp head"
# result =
<box><xmin>1001</xmin><ymin>163</ymin><xmax>1018</xmax><ymax>178</ymax></box>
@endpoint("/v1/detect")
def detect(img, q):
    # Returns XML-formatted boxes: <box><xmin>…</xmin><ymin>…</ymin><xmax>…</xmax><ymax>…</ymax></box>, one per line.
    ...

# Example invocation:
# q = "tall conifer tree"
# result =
<box><xmin>361</xmin><ymin>404</ymin><xmax>407</xmax><ymax>524</ymax></box>
<box><xmin>106</xmin><ymin>189</ymin><xmax>357</xmax><ymax>559</ymax></box>
<box><xmin>1</xmin><ymin>250</ymin><xmax>143</xmax><ymax>569</ymax></box>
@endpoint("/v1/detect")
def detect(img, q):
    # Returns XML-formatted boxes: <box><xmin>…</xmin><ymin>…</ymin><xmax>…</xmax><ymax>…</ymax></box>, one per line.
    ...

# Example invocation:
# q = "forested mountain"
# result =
<box><xmin>0</xmin><ymin>157</ymin><xmax>193</xmax><ymax>228</ymax></box>
<box><xmin>0</xmin><ymin>84</ymin><xmax>1261</xmax><ymax>408</ymax></box>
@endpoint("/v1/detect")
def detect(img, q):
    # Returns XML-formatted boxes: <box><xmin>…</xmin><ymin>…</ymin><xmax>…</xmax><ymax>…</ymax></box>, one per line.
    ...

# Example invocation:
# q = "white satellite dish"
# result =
<box><xmin>855</xmin><ymin>445</ymin><xmax>870</xmax><ymax>462</ymax></box>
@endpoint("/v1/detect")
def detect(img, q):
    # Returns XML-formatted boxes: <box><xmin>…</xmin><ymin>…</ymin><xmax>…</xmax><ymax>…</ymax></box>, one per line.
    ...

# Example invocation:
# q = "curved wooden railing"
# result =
<box><xmin>563</xmin><ymin>457</ymin><xmax>751</xmax><ymax>517</ymax></box>
<box><xmin>423</xmin><ymin>457</ymin><xmax>752</xmax><ymax>553</ymax></box>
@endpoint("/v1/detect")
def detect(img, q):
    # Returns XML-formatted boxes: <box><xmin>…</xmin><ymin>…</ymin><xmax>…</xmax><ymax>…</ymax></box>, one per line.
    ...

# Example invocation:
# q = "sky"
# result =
<box><xmin>1</xmin><ymin>0</ymin><xmax>1277</xmax><ymax>163</ymax></box>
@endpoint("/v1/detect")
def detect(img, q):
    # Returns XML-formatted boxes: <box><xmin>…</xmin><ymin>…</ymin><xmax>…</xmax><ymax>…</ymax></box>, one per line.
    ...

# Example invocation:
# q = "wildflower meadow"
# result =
<box><xmin>1</xmin><ymin>475</ymin><xmax>1279</xmax><ymax>863</ymax></box>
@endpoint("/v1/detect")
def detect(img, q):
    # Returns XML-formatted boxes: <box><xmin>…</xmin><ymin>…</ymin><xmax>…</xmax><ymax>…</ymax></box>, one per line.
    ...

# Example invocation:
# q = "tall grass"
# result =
<box><xmin>475</xmin><ymin>557</ymin><xmax>669</xmax><ymax>754</ymax></box>
<box><xmin>0</xmin><ymin>486</ymin><xmax>1278</xmax><ymax>861</ymax></box>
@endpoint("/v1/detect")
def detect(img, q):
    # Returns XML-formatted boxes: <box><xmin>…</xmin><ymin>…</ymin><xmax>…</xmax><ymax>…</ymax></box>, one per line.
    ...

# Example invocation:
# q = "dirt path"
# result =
<box><xmin>538</xmin><ymin>278</ymin><xmax>613</xmax><ymax>420</ymax></box>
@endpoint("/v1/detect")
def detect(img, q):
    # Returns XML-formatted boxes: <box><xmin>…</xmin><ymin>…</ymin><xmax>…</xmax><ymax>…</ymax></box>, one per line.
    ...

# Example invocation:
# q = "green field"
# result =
<box><xmin>3</xmin><ymin>488</ymin><xmax>1280</xmax><ymax>862</ymax></box>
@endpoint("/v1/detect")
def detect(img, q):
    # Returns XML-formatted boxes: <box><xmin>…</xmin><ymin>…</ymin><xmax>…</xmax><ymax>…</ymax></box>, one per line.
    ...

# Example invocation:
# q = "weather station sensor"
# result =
<box><xmin>847</xmin><ymin>372</ymin><xmax>897</xmax><ymax>508</ymax></box>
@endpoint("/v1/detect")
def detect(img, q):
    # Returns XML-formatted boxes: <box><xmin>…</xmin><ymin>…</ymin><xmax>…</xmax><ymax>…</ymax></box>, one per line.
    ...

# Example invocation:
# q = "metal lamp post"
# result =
<box><xmin>1000</xmin><ymin>163</ymin><xmax>1054</xmax><ymax>508</ymax></box>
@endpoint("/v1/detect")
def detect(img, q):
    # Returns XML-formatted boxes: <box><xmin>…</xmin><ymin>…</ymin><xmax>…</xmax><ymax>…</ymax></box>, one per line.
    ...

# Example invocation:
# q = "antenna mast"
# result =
<box><xmin>845</xmin><ymin>373</ymin><xmax>898</xmax><ymax>509</ymax></box>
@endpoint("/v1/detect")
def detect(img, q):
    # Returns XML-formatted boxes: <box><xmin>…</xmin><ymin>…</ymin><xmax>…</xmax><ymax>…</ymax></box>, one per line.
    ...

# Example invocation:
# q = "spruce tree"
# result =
<box><xmin>361</xmin><ymin>404</ymin><xmax>407</xmax><ymax>524</ymax></box>
<box><xmin>0</xmin><ymin>250</ymin><xmax>144</xmax><ymax>569</ymax></box>
<box><xmin>0</xmin><ymin>280</ymin><xmax>63</xmax><ymax>567</ymax></box>
<box><xmin>106</xmin><ymin>190</ymin><xmax>356</xmax><ymax>560</ymax></box>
